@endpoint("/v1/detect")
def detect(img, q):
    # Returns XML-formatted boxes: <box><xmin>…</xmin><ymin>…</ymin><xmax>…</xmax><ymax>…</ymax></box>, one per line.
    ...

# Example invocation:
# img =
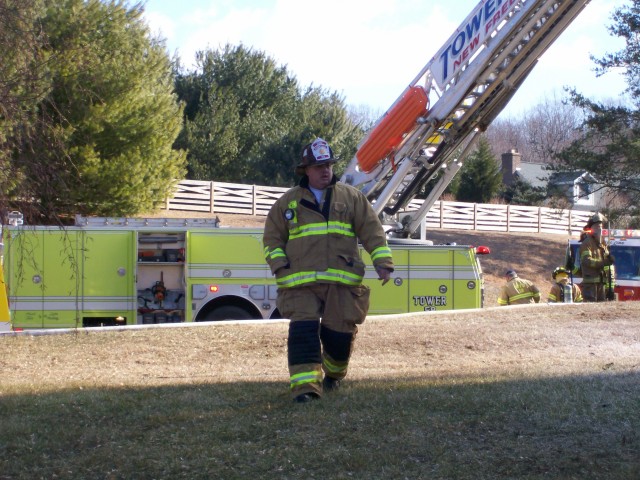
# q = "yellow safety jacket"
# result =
<box><xmin>579</xmin><ymin>235</ymin><xmax>613</xmax><ymax>284</ymax></box>
<box><xmin>497</xmin><ymin>277</ymin><xmax>541</xmax><ymax>306</ymax></box>
<box><xmin>263</xmin><ymin>175</ymin><xmax>393</xmax><ymax>288</ymax></box>
<box><xmin>548</xmin><ymin>280</ymin><xmax>583</xmax><ymax>303</ymax></box>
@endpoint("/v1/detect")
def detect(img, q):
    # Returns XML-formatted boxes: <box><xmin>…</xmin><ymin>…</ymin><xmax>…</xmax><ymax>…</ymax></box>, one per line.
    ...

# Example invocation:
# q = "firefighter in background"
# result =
<box><xmin>578</xmin><ymin>212</ymin><xmax>615</xmax><ymax>302</ymax></box>
<box><xmin>263</xmin><ymin>138</ymin><xmax>394</xmax><ymax>403</ymax></box>
<box><xmin>548</xmin><ymin>266</ymin><xmax>583</xmax><ymax>303</ymax></box>
<box><xmin>568</xmin><ymin>223</ymin><xmax>615</xmax><ymax>286</ymax></box>
<box><xmin>566</xmin><ymin>225</ymin><xmax>590</xmax><ymax>278</ymax></box>
<box><xmin>497</xmin><ymin>269</ymin><xmax>541</xmax><ymax>306</ymax></box>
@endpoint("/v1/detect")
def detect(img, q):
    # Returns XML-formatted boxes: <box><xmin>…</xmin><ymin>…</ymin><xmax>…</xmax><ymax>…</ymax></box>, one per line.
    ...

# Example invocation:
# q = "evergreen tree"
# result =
<box><xmin>555</xmin><ymin>0</ymin><xmax>640</xmax><ymax>222</ymax></box>
<box><xmin>456</xmin><ymin>138</ymin><xmax>502</xmax><ymax>203</ymax></box>
<box><xmin>501</xmin><ymin>178</ymin><xmax>546</xmax><ymax>205</ymax></box>
<box><xmin>173</xmin><ymin>44</ymin><xmax>362</xmax><ymax>187</ymax></box>
<box><xmin>0</xmin><ymin>0</ymin><xmax>50</xmax><ymax>219</ymax></box>
<box><xmin>1</xmin><ymin>0</ymin><xmax>186</xmax><ymax>221</ymax></box>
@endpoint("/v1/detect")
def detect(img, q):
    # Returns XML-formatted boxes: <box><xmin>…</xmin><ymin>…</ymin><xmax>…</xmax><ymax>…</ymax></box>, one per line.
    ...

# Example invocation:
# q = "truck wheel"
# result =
<box><xmin>204</xmin><ymin>305</ymin><xmax>254</xmax><ymax>321</ymax></box>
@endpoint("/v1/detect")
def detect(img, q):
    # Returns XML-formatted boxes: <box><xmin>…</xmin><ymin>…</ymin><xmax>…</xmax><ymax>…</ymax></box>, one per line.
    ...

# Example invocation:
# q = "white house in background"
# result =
<box><xmin>500</xmin><ymin>149</ymin><xmax>605</xmax><ymax>211</ymax></box>
<box><xmin>545</xmin><ymin>171</ymin><xmax>602</xmax><ymax>210</ymax></box>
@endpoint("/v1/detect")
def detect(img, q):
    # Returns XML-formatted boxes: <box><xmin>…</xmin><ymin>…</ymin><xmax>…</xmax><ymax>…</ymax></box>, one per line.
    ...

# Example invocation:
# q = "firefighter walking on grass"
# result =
<box><xmin>578</xmin><ymin>212</ymin><xmax>615</xmax><ymax>302</ymax></box>
<box><xmin>263</xmin><ymin>138</ymin><xmax>394</xmax><ymax>403</ymax></box>
<box><xmin>497</xmin><ymin>269</ymin><xmax>541</xmax><ymax>306</ymax></box>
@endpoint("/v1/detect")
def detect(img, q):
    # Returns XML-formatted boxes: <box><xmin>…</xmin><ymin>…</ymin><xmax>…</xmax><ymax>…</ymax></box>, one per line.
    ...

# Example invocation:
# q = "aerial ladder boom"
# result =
<box><xmin>340</xmin><ymin>0</ymin><xmax>591</xmax><ymax>236</ymax></box>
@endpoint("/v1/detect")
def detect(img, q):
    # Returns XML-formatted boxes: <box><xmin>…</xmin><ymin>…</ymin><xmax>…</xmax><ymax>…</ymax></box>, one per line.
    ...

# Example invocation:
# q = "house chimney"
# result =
<box><xmin>501</xmin><ymin>149</ymin><xmax>521</xmax><ymax>185</ymax></box>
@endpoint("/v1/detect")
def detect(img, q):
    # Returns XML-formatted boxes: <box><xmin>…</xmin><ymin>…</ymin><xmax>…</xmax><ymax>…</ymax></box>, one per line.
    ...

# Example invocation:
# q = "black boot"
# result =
<box><xmin>323</xmin><ymin>376</ymin><xmax>341</xmax><ymax>392</ymax></box>
<box><xmin>293</xmin><ymin>392</ymin><xmax>320</xmax><ymax>403</ymax></box>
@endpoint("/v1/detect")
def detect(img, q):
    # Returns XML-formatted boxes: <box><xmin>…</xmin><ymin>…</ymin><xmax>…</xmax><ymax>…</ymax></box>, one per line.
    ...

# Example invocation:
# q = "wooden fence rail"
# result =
<box><xmin>165</xmin><ymin>180</ymin><xmax>593</xmax><ymax>235</ymax></box>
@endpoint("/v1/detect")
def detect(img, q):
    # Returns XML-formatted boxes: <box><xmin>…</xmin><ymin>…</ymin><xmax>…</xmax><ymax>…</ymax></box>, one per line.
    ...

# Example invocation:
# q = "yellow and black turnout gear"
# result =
<box><xmin>579</xmin><ymin>234</ymin><xmax>615</xmax><ymax>302</ymax></box>
<box><xmin>497</xmin><ymin>274</ymin><xmax>541</xmax><ymax>306</ymax></box>
<box><xmin>548</xmin><ymin>266</ymin><xmax>583</xmax><ymax>303</ymax></box>
<box><xmin>264</xmin><ymin>174</ymin><xmax>393</xmax><ymax>398</ymax></box>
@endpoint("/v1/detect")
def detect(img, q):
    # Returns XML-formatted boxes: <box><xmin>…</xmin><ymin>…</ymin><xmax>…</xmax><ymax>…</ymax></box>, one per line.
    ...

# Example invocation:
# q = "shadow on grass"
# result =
<box><xmin>1</xmin><ymin>371</ymin><xmax>638</xmax><ymax>480</ymax></box>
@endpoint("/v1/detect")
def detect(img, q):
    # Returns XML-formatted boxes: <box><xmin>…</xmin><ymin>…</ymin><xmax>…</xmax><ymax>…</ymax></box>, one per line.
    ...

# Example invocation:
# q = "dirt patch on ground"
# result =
<box><xmin>2</xmin><ymin>302</ymin><xmax>639</xmax><ymax>390</ymax></box>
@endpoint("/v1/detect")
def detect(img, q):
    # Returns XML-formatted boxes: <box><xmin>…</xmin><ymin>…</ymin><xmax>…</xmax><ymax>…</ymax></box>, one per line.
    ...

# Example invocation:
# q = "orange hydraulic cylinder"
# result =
<box><xmin>355</xmin><ymin>86</ymin><xmax>428</xmax><ymax>173</ymax></box>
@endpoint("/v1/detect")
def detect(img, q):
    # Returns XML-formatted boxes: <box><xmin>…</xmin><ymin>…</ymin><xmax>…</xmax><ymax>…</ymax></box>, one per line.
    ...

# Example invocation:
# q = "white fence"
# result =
<box><xmin>165</xmin><ymin>180</ymin><xmax>288</xmax><ymax>216</ymax></box>
<box><xmin>164</xmin><ymin>180</ymin><xmax>592</xmax><ymax>235</ymax></box>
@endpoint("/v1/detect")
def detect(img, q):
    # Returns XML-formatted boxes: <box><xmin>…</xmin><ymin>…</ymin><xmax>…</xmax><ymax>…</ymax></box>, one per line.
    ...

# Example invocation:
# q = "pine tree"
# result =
<box><xmin>3</xmin><ymin>0</ymin><xmax>186</xmax><ymax>220</ymax></box>
<box><xmin>555</xmin><ymin>0</ymin><xmax>640</xmax><ymax>224</ymax></box>
<box><xmin>456</xmin><ymin>138</ymin><xmax>503</xmax><ymax>203</ymax></box>
<box><xmin>501</xmin><ymin>178</ymin><xmax>546</xmax><ymax>205</ymax></box>
<box><xmin>173</xmin><ymin>44</ymin><xmax>362</xmax><ymax>187</ymax></box>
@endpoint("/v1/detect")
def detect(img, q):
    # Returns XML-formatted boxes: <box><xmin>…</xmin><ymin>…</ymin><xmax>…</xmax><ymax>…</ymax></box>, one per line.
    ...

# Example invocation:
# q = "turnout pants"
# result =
<box><xmin>276</xmin><ymin>283</ymin><xmax>370</xmax><ymax>398</ymax></box>
<box><xmin>581</xmin><ymin>282</ymin><xmax>606</xmax><ymax>302</ymax></box>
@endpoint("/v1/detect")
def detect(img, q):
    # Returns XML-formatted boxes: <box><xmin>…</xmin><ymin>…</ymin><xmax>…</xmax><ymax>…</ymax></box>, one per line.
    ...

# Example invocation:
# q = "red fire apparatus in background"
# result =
<box><xmin>567</xmin><ymin>229</ymin><xmax>640</xmax><ymax>301</ymax></box>
<box><xmin>603</xmin><ymin>229</ymin><xmax>640</xmax><ymax>301</ymax></box>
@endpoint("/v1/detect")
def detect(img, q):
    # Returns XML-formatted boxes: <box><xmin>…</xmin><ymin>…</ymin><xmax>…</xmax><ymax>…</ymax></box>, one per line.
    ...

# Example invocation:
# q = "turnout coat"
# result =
<box><xmin>263</xmin><ymin>176</ymin><xmax>393</xmax><ymax>289</ymax></box>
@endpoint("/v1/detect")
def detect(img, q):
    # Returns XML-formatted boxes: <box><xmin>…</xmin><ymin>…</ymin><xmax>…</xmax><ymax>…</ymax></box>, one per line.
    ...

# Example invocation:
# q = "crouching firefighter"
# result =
<box><xmin>263</xmin><ymin>138</ymin><xmax>394</xmax><ymax>403</ymax></box>
<box><xmin>548</xmin><ymin>266</ymin><xmax>583</xmax><ymax>303</ymax></box>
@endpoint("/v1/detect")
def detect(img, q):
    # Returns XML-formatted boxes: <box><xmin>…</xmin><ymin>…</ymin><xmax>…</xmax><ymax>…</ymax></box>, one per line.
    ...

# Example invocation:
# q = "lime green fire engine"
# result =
<box><xmin>2</xmin><ymin>216</ymin><xmax>488</xmax><ymax>329</ymax></box>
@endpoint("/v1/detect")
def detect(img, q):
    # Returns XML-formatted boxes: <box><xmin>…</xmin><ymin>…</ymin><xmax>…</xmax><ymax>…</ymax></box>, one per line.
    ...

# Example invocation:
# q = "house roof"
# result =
<box><xmin>514</xmin><ymin>163</ymin><xmax>549</xmax><ymax>188</ymax></box>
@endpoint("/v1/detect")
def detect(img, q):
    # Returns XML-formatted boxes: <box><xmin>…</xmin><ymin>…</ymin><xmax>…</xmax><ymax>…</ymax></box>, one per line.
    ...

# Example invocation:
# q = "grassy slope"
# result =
<box><xmin>425</xmin><ymin>229</ymin><xmax>569</xmax><ymax>305</ymax></box>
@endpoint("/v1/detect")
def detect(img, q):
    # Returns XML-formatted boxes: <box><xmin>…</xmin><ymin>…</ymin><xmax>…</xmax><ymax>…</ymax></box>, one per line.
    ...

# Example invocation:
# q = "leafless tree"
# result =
<box><xmin>485</xmin><ymin>92</ymin><xmax>583</xmax><ymax>165</ymax></box>
<box><xmin>524</xmin><ymin>92</ymin><xmax>584</xmax><ymax>165</ymax></box>
<box><xmin>485</xmin><ymin>116</ymin><xmax>528</xmax><ymax>160</ymax></box>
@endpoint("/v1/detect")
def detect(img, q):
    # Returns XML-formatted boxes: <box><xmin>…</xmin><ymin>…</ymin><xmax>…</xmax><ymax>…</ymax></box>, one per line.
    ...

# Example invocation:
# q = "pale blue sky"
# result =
<box><xmin>143</xmin><ymin>0</ymin><xmax>629</xmax><ymax>118</ymax></box>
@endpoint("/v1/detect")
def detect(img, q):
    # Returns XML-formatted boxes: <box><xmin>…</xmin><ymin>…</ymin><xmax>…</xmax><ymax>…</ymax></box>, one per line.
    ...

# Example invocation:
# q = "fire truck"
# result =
<box><xmin>0</xmin><ymin>248</ymin><xmax>10</xmax><ymax>332</ymax></box>
<box><xmin>566</xmin><ymin>229</ymin><xmax>640</xmax><ymax>301</ymax></box>
<box><xmin>1</xmin><ymin>0</ymin><xmax>593</xmax><ymax>329</ymax></box>
<box><xmin>2</xmin><ymin>216</ymin><xmax>489</xmax><ymax>329</ymax></box>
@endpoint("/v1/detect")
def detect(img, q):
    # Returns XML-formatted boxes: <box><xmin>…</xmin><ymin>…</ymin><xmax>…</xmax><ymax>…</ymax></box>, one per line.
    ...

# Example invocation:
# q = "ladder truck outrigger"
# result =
<box><xmin>341</xmin><ymin>0</ymin><xmax>591</xmax><ymax>237</ymax></box>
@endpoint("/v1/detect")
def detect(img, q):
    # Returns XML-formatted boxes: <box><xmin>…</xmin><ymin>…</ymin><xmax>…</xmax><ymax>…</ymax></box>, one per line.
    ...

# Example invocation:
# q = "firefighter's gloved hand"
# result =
<box><xmin>606</xmin><ymin>254</ymin><xmax>615</xmax><ymax>265</ymax></box>
<box><xmin>376</xmin><ymin>266</ymin><xmax>392</xmax><ymax>286</ymax></box>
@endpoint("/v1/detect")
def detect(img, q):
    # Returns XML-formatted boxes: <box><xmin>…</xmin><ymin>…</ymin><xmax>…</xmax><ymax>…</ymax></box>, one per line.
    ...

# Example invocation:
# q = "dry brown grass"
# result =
<box><xmin>2</xmin><ymin>303</ymin><xmax>638</xmax><ymax>392</ymax></box>
<box><xmin>425</xmin><ymin>229</ymin><xmax>568</xmax><ymax>305</ymax></box>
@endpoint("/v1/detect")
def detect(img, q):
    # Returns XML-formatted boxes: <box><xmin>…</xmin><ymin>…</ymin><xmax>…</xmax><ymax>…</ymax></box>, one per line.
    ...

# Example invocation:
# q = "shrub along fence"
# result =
<box><xmin>164</xmin><ymin>180</ymin><xmax>593</xmax><ymax>235</ymax></box>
